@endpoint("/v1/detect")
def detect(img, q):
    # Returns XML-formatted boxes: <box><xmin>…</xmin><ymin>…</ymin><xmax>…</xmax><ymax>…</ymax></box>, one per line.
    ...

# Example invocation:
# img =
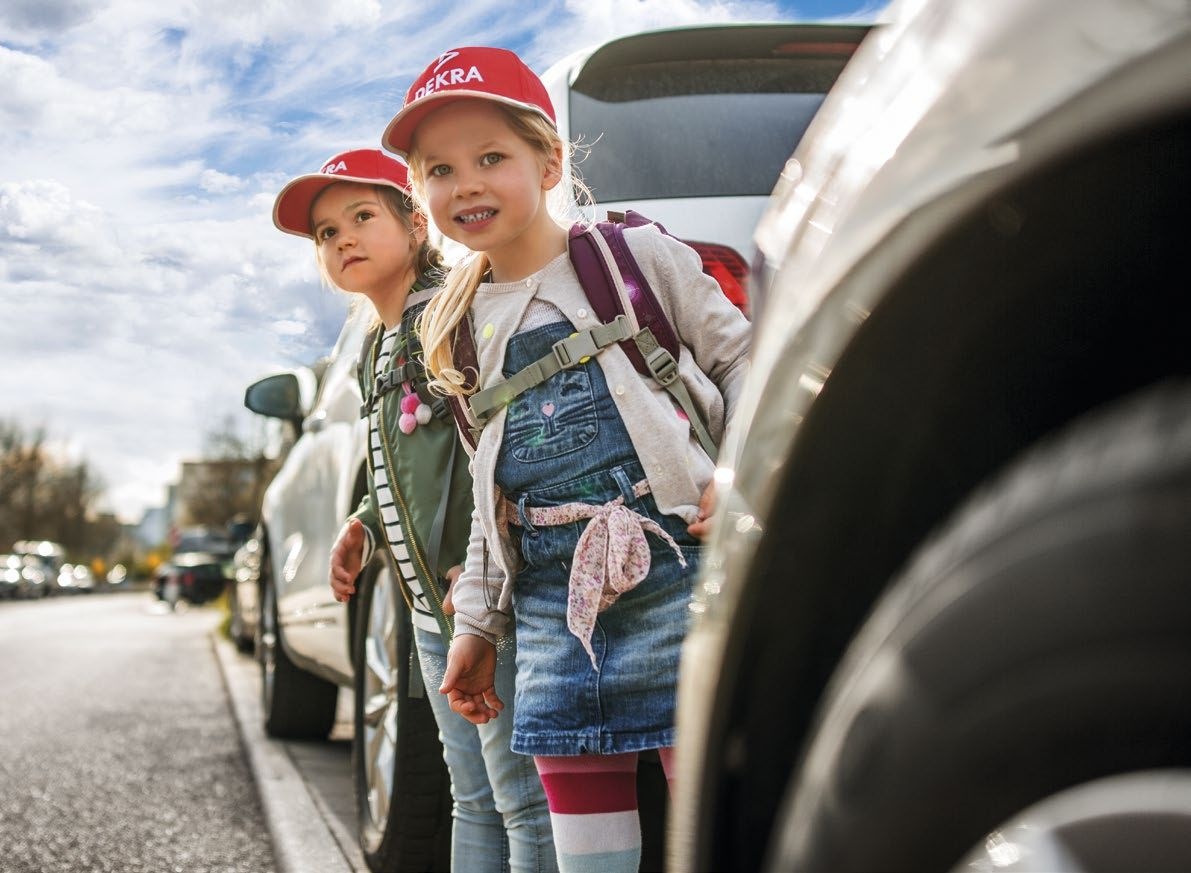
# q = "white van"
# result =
<box><xmin>541</xmin><ymin>23</ymin><xmax>870</xmax><ymax>314</ymax></box>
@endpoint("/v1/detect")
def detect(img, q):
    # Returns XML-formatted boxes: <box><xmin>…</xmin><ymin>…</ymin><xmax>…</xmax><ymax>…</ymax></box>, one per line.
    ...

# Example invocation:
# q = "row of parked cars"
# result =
<box><xmin>0</xmin><ymin>541</ymin><xmax>100</xmax><ymax>599</ymax></box>
<box><xmin>234</xmin><ymin>2</ymin><xmax>1191</xmax><ymax>870</ymax></box>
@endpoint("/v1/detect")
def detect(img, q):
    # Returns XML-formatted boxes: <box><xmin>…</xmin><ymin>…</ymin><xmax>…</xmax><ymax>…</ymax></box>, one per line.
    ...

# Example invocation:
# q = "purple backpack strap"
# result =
<box><xmin>567</xmin><ymin>211</ymin><xmax>680</xmax><ymax>377</ymax></box>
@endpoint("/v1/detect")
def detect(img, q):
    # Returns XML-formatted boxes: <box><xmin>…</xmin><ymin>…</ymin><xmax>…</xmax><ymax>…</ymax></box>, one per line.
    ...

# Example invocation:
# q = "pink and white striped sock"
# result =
<box><xmin>534</xmin><ymin>752</ymin><xmax>642</xmax><ymax>873</ymax></box>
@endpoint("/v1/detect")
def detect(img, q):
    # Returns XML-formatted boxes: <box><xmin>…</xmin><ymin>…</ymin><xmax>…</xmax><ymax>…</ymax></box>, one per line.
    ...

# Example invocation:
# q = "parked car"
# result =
<box><xmin>0</xmin><ymin>554</ymin><xmax>22</xmax><ymax>599</ymax></box>
<box><xmin>154</xmin><ymin>527</ymin><xmax>238</xmax><ymax>605</ymax></box>
<box><xmin>55</xmin><ymin>562</ymin><xmax>95</xmax><ymax>594</ymax></box>
<box><xmin>10</xmin><ymin>540</ymin><xmax>65</xmax><ymax>596</ymax></box>
<box><xmin>154</xmin><ymin>553</ymin><xmax>229</xmax><ymax>605</ymax></box>
<box><xmin>227</xmin><ymin>532</ymin><xmax>262</xmax><ymax>653</ymax></box>
<box><xmin>541</xmin><ymin>22</ymin><xmax>870</xmax><ymax>316</ymax></box>
<box><xmin>671</xmin><ymin>1</ymin><xmax>1191</xmax><ymax>871</ymax></box>
<box><xmin>245</xmin><ymin>22</ymin><xmax>868</xmax><ymax>872</ymax></box>
<box><xmin>244</xmin><ymin>304</ymin><xmax>455</xmax><ymax>871</ymax></box>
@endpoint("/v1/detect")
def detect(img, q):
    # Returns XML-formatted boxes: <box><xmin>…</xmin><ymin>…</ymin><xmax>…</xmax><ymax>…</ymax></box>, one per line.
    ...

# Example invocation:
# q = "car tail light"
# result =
<box><xmin>181</xmin><ymin>571</ymin><xmax>195</xmax><ymax>588</ymax></box>
<box><xmin>686</xmin><ymin>241</ymin><xmax>750</xmax><ymax>317</ymax></box>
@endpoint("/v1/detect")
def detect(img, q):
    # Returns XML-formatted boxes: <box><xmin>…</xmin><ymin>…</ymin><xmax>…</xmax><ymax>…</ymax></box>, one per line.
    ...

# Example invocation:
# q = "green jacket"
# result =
<box><xmin>349</xmin><ymin>278</ymin><xmax>474</xmax><ymax>641</ymax></box>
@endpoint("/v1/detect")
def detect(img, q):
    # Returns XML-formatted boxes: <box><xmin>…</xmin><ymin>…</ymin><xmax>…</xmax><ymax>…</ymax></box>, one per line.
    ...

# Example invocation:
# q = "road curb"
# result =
<box><xmin>212</xmin><ymin>634</ymin><xmax>361</xmax><ymax>873</ymax></box>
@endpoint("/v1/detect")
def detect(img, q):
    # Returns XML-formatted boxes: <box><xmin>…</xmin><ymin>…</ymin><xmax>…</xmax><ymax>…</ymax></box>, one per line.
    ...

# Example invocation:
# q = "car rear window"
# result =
<box><xmin>570</xmin><ymin>57</ymin><xmax>847</xmax><ymax>201</ymax></box>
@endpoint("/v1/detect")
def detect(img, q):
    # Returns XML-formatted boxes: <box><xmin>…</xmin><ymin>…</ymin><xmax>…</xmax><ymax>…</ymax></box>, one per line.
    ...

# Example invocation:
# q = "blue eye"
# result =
<box><xmin>317</xmin><ymin>226</ymin><xmax>336</xmax><ymax>241</ymax></box>
<box><xmin>480</xmin><ymin>153</ymin><xmax>503</xmax><ymax>167</ymax></box>
<box><xmin>429</xmin><ymin>164</ymin><xmax>451</xmax><ymax>177</ymax></box>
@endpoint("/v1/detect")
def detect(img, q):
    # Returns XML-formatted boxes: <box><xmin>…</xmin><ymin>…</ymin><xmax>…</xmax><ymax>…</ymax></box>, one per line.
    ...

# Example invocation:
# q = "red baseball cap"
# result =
<box><xmin>273</xmin><ymin>148</ymin><xmax>411</xmax><ymax>238</ymax></box>
<box><xmin>382</xmin><ymin>47</ymin><xmax>556</xmax><ymax>158</ymax></box>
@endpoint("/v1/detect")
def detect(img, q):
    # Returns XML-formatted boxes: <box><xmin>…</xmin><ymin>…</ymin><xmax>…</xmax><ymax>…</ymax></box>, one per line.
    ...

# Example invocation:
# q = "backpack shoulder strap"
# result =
<box><xmin>357</xmin><ymin>323</ymin><xmax>383</xmax><ymax>418</ymax></box>
<box><xmin>446</xmin><ymin>314</ymin><xmax>481</xmax><ymax>450</ymax></box>
<box><xmin>567</xmin><ymin>212</ymin><xmax>681</xmax><ymax>375</ymax></box>
<box><xmin>568</xmin><ymin>211</ymin><xmax>719</xmax><ymax>461</ymax></box>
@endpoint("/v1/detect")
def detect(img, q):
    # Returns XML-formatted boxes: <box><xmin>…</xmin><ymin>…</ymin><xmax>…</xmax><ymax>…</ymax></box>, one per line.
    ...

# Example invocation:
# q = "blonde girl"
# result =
<box><xmin>381</xmin><ymin>47</ymin><xmax>751</xmax><ymax>873</ymax></box>
<box><xmin>272</xmin><ymin>148</ymin><xmax>555</xmax><ymax>873</ymax></box>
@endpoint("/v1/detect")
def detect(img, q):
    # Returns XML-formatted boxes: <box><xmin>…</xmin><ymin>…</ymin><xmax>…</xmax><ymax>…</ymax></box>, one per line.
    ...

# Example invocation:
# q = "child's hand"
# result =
<box><xmin>687</xmin><ymin>481</ymin><xmax>718</xmax><ymax>539</ymax></box>
<box><xmin>440</xmin><ymin>634</ymin><xmax>501</xmax><ymax>724</ymax></box>
<box><xmin>330</xmin><ymin>519</ymin><xmax>367</xmax><ymax>602</ymax></box>
<box><xmin>442</xmin><ymin>565</ymin><xmax>462</xmax><ymax>616</ymax></box>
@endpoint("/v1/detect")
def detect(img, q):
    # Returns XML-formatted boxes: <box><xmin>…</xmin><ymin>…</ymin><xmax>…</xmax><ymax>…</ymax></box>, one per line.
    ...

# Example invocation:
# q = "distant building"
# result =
<box><xmin>174</xmin><ymin>457</ymin><xmax>276</xmax><ymax>529</ymax></box>
<box><xmin>136</xmin><ymin>498</ymin><xmax>173</xmax><ymax>550</ymax></box>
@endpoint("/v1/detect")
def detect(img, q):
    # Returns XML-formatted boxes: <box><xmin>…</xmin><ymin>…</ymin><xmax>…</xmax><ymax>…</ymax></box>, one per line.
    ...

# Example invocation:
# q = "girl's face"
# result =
<box><xmin>413</xmin><ymin>100</ymin><xmax>561</xmax><ymax>270</ymax></box>
<box><xmin>311</xmin><ymin>182</ymin><xmax>425</xmax><ymax>301</ymax></box>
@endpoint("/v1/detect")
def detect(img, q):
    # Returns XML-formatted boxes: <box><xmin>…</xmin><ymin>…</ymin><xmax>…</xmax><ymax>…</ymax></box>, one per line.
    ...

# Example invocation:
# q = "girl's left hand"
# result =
<box><xmin>687</xmin><ymin>481</ymin><xmax>718</xmax><ymax>539</ymax></box>
<box><xmin>440</xmin><ymin>634</ymin><xmax>501</xmax><ymax>724</ymax></box>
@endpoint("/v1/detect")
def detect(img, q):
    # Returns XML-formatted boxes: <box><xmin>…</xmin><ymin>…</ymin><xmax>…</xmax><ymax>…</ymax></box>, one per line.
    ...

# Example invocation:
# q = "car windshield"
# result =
<box><xmin>175</xmin><ymin>531</ymin><xmax>233</xmax><ymax>555</ymax></box>
<box><xmin>570</xmin><ymin>57</ymin><xmax>845</xmax><ymax>201</ymax></box>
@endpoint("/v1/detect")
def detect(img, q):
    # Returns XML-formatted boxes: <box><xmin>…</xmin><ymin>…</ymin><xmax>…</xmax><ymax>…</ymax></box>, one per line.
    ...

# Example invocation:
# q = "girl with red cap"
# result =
<box><xmin>273</xmin><ymin>148</ymin><xmax>556</xmax><ymax>873</ymax></box>
<box><xmin>385</xmin><ymin>47</ymin><xmax>751</xmax><ymax>873</ymax></box>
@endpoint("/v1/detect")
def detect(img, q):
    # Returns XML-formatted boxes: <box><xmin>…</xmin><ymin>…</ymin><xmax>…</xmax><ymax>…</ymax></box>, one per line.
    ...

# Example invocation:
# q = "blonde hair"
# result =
<box><xmin>311</xmin><ymin>183</ymin><xmax>443</xmax><ymax>294</ymax></box>
<box><xmin>411</xmin><ymin>104</ymin><xmax>591</xmax><ymax>397</ymax></box>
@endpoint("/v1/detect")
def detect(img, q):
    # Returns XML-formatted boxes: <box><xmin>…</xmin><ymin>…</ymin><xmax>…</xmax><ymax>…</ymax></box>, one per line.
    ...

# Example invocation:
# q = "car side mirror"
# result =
<box><xmin>244</xmin><ymin>373</ymin><xmax>303</xmax><ymax>424</ymax></box>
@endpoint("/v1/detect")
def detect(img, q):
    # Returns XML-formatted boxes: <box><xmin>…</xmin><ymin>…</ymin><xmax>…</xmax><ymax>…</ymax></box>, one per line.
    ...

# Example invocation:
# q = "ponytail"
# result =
<box><xmin>418</xmin><ymin>252</ymin><xmax>489</xmax><ymax>396</ymax></box>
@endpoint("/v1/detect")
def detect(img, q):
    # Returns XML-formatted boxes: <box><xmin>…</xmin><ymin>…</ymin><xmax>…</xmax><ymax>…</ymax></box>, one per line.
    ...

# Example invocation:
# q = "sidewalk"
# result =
<box><xmin>213</xmin><ymin>634</ymin><xmax>367</xmax><ymax>873</ymax></box>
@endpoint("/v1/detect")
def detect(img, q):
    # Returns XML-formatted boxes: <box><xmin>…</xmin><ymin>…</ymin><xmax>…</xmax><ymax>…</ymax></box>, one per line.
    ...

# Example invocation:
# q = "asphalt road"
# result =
<box><xmin>0</xmin><ymin>591</ymin><xmax>276</xmax><ymax>873</ymax></box>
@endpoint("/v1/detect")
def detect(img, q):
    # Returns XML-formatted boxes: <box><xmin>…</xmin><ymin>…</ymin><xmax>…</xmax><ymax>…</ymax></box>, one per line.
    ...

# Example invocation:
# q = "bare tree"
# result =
<box><xmin>1</xmin><ymin>421</ymin><xmax>44</xmax><ymax>545</ymax></box>
<box><xmin>0</xmin><ymin>419</ymin><xmax>105</xmax><ymax>557</ymax></box>
<box><xmin>180</xmin><ymin>415</ymin><xmax>276</xmax><ymax>529</ymax></box>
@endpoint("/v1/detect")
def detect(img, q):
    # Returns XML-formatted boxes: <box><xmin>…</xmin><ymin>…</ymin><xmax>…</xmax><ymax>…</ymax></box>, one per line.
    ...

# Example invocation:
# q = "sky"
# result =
<box><xmin>0</xmin><ymin>0</ymin><xmax>883</xmax><ymax>526</ymax></box>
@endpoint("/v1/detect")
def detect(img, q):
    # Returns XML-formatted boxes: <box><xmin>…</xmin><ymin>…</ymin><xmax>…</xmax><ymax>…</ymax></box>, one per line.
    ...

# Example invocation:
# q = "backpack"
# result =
<box><xmin>357</xmin><ymin>295</ymin><xmax>451</xmax><ymax>423</ymax></box>
<box><xmin>446</xmin><ymin>211</ymin><xmax>719</xmax><ymax>460</ymax></box>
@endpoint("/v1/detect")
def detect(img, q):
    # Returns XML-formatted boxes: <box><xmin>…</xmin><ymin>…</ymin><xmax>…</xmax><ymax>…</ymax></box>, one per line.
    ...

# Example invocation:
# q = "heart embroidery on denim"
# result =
<box><xmin>541</xmin><ymin>402</ymin><xmax>556</xmax><ymax>417</ymax></box>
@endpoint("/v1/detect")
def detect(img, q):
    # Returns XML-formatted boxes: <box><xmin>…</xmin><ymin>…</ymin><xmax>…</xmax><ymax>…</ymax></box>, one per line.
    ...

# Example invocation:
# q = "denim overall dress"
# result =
<box><xmin>495</xmin><ymin>320</ymin><xmax>702</xmax><ymax>757</ymax></box>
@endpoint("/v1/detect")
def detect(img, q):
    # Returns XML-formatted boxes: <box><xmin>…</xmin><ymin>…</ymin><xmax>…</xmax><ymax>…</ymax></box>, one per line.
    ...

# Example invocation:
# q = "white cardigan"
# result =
<box><xmin>451</xmin><ymin>224</ymin><xmax>751</xmax><ymax>642</ymax></box>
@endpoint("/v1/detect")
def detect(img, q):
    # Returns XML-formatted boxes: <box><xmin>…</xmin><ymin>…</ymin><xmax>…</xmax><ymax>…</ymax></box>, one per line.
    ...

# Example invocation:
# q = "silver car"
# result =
<box><xmin>244</xmin><ymin>303</ymin><xmax>452</xmax><ymax>872</ymax></box>
<box><xmin>673</xmin><ymin>1</ymin><xmax>1191</xmax><ymax>871</ymax></box>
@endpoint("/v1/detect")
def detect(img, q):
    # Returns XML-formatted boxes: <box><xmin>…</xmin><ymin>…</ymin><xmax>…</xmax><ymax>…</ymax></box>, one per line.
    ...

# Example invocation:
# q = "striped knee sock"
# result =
<box><xmin>534</xmin><ymin>753</ymin><xmax>640</xmax><ymax>873</ymax></box>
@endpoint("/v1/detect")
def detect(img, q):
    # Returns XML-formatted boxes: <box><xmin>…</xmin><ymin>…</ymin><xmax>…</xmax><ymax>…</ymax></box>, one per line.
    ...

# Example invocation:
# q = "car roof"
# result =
<box><xmin>558</xmin><ymin>22</ymin><xmax>870</xmax><ymax>88</ymax></box>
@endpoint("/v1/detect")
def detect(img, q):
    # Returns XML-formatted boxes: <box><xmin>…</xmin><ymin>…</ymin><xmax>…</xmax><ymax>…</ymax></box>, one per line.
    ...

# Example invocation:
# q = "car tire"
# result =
<box><xmin>768</xmin><ymin>381</ymin><xmax>1191</xmax><ymax>873</ymax></box>
<box><xmin>259</xmin><ymin>565</ymin><xmax>338</xmax><ymax>740</ymax></box>
<box><xmin>352</xmin><ymin>554</ymin><xmax>451</xmax><ymax>872</ymax></box>
<box><xmin>228</xmin><ymin>583</ymin><xmax>254</xmax><ymax>653</ymax></box>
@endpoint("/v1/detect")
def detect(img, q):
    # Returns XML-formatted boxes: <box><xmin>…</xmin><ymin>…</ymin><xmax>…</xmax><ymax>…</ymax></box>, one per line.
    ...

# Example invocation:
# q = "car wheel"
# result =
<box><xmin>259</xmin><ymin>569</ymin><xmax>338</xmax><ymax>739</ymax></box>
<box><xmin>352</xmin><ymin>554</ymin><xmax>451</xmax><ymax>873</ymax></box>
<box><xmin>954</xmin><ymin>769</ymin><xmax>1191</xmax><ymax>873</ymax></box>
<box><xmin>768</xmin><ymin>381</ymin><xmax>1191</xmax><ymax>872</ymax></box>
<box><xmin>228</xmin><ymin>584</ymin><xmax>254</xmax><ymax>653</ymax></box>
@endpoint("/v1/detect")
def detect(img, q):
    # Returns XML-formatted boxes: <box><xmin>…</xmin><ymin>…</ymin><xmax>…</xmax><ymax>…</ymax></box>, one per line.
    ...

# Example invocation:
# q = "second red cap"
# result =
<box><xmin>273</xmin><ymin>148</ymin><xmax>410</xmax><ymax>238</ymax></box>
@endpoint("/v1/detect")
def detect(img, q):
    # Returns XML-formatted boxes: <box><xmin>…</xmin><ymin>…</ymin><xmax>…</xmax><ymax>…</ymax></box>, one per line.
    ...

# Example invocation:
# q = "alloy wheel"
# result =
<box><xmin>360</xmin><ymin>563</ymin><xmax>398</xmax><ymax>830</ymax></box>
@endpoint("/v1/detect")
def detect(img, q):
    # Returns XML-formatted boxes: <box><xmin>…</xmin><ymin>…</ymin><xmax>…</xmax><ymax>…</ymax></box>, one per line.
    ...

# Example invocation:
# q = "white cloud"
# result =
<box><xmin>199</xmin><ymin>168</ymin><xmax>246</xmax><ymax>194</ymax></box>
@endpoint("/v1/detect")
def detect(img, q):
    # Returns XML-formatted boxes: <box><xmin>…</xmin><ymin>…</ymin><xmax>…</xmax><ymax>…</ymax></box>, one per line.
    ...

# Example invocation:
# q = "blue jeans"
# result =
<box><xmin>416</xmin><ymin>626</ymin><xmax>557</xmax><ymax>873</ymax></box>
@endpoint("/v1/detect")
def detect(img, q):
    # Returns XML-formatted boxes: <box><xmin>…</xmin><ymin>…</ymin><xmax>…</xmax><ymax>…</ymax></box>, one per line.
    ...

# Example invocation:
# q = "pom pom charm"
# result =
<box><xmin>396</xmin><ymin>384</ymin><xmax>427</xmax><ymax>434</ymax></box>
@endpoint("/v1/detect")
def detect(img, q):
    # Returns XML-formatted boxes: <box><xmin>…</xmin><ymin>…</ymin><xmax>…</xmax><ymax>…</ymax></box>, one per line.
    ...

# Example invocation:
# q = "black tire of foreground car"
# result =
<box><xmin>259</xmin><ymin>554</ymin><xmax>339</xmax><ymax>739</ymax></box>
<box><xmin>768</xmin><ymin>381</ymin><xmax>1191</xmax><ymax>872</ymax></box>
<box><xmin>352</xmin><ymin>554</ymin><xmax>451</xmax><ymax>873</ymax></box>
